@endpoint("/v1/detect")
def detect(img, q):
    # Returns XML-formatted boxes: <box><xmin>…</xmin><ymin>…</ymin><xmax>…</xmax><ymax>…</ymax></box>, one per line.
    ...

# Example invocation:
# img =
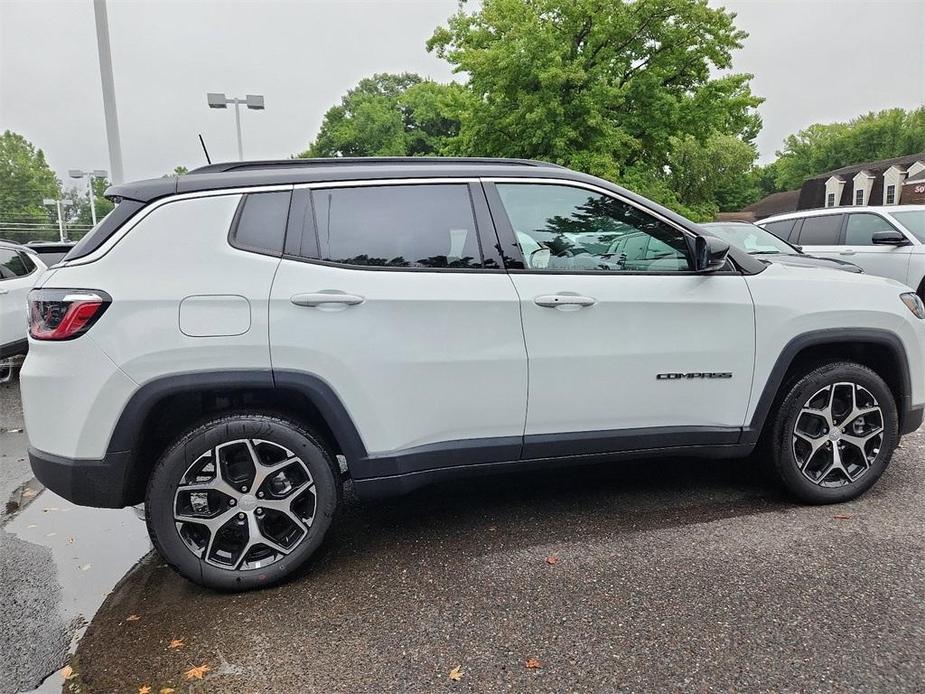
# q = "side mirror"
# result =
<box><xmin>872</xmin><ymin>230</ymin><xmax>910</xmax><ymax>246</ymax></box>
<box><xmin>694</xmin><ymin>235</ymin><xmax>731</xmax><ymax>272</ymax></box>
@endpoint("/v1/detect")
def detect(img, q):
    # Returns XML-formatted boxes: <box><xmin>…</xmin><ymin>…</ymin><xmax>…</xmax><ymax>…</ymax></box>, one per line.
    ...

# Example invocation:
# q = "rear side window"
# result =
<box><xmin>844</xmin><ymin>213</ymin><xmax>898</xmax><ymax>245</ymax></box>
<box><xmin>230</xmin><ymin>191</ymin><xmax>292</xmax><ymax>256</ymax></box>
<box><xmin>0</xmin><ymin>250</ymin><xmax>33</xmax><ymax>279</ymax></box>
<box><xmin>763</xmin><ymin>219</ymin><xmax>796</xmax><ymax>241</ymax></box>
<box><xmin>797</xmin><ymin>215</ymin><xmax>842</xmax><ymax>245</ymax></box>
<box><xmin>311</xmin><ymin>184</ymin><xmax>482</xmax><ymax>268</ymax></box>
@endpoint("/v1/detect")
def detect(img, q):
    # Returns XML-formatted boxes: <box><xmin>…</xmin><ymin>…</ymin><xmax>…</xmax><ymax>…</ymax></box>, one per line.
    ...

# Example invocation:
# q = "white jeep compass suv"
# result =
<box><xmin>21</xmin><ymin>158</ymin><xmax>925</xmax><ymax>590</ymax></box>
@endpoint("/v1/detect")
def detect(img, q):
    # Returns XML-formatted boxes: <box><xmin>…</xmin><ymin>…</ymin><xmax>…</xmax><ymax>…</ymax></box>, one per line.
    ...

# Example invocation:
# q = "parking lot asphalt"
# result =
<box><xmin>66</xmin><ymin>418</ymin><xmax>924</xmax><ymax>691</ymax></box>
<box><xmin>0</xmin><ymin>379</ymin><xmax>150</xmax><ymax>694</ymax></box>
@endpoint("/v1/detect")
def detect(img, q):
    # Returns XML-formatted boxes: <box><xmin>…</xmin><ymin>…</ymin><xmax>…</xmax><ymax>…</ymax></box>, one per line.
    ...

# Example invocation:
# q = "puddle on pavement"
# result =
<box><xmin>5</xmin><ymin>486</ymin><xmax>151</xmax><ymax>693</ymax></box>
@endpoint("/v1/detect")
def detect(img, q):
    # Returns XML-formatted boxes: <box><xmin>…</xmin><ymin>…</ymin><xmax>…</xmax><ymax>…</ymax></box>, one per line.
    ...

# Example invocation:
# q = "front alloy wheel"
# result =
<box><xmin>791</xmin><ymin>382</ymin><xmax>884</xmax><ymax>488</ymax></box>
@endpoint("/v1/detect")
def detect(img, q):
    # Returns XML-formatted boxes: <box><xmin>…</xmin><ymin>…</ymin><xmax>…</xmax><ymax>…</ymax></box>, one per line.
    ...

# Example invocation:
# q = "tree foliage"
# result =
<box><xmin>63</xmin><ymin>175</ymin><xmax>114</xmax><ymax>226</ymax></box>
<box><xmin>297</xmin><ymin>1</ymin><xmax>764</xmax><ymax>220</ymax></box>
<box><xmin>299</xmin><ymin>73</ymin><xmax>465</xmax><ymax>157</ymax></box>
<box><xmin>774</xmin><ymin>107</ymin><xmax>925</xmax><ymax>190</ymax></box>
<box><xmin>0</xmin><ymin>130</ymin><xmax>60</xmax><ymax>223</ymax></box>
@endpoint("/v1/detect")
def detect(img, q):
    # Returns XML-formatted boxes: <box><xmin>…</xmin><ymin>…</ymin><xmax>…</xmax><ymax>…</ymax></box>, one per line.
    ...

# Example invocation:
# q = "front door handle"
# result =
<box><xmin>291</xmin><ymin>292</ymin><xmax>365</xmax><ymax>308</ymax></box>
<box><xmin>840</xmin><ymin>250</ymin><xmax>856</xmax><ymax>256</ymax></box>
<box><xmin>534</xmin><ymin>294</ymin><xmax>597</xmax><ymax>309</ymax></box>
<box><xmin>0</xmin><ymin>289</ymin><xmax>8</xmax><ymax>295</ymax></box>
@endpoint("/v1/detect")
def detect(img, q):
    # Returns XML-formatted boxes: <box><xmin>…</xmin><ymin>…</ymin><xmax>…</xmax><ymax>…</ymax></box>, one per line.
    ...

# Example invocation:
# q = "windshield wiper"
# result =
<box><xmin>750</xmin><ymin>250</ymin><xmax>784</xmax><ymax>255</ymax></box>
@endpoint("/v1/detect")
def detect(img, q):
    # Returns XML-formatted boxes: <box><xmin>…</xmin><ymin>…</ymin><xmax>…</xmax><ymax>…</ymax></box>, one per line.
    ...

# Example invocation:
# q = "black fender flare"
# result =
<box><xmin>741</xmin><ymin>327</ymin><xmax>915</xmax><ymax>444</ymax></box>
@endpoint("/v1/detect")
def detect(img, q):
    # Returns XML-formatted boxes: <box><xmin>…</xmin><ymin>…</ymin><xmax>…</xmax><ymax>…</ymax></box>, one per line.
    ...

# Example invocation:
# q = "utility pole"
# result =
<box><xmin>93</xmin><ymin>0</ymin><xmax>125</xmax><ymax>184</ymax></box>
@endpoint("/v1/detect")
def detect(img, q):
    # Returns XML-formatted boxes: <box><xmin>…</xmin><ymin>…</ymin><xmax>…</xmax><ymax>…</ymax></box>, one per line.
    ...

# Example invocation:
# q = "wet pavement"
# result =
<box><xmin>67</xmin><ymin>423</ymin><xmax>924</xmax><ymax>692</ymax></box>
<box><xmin>2</xmin><ymin>372</ymin><xmax>923</xmax><ymax>692</ymax></box>
<box><xmin>0</xmin><ymin>378</ymin><xmax>150</xmax><ymax>694</ymax></box>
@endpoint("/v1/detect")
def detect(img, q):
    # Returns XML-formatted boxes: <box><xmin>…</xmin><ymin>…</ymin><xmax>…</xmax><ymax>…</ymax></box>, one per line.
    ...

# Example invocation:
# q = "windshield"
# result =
<box><xmin>891</xmin><ymin>210</ymin><xmax>925</xmax><ymax>243</ymax></box>
<box><xmin>701</xmin><ymin>222</ymin><xmax>797</xmax><ymax>255</ymax></box>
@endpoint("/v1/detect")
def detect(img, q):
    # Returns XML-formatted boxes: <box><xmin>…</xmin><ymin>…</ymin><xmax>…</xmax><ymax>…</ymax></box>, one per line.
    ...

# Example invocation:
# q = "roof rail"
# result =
<box><xmin>187</xmin><ymin>156</ymin><xmax>565</xmax><ymax>175</ymax></box>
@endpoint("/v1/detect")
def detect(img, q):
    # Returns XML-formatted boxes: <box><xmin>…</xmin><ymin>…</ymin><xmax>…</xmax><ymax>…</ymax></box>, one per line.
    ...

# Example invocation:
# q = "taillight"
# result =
<box><xmin>28</xmin><ymin>289</ymin><xmax>112</xmax><ymax>341</ymax></box>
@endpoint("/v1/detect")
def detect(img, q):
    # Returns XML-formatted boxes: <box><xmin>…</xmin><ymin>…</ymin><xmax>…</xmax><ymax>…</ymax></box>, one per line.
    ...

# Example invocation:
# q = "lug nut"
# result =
<box><xmin>257</xmin><ymin>491</ymin><xmax>264</xmax><ymax>498</ymax></box>
<box><xmin>241</xmin><ymin>485</ymin><xmax>249</xmax><ymax>493</ymax></box>
<box><xmin>228</xmin><ymin>499</ymin><xmax>236</xmax><ymax>506</ymax></box>
<box><xmin>237</xmin><ymin>512</ymin><xmax>245</xmax><ymax>520</ymax></box>
<box><xmin>255</xmin><ymin>508</ymin><xmax>264</xmax><ymax>516</ymax></box>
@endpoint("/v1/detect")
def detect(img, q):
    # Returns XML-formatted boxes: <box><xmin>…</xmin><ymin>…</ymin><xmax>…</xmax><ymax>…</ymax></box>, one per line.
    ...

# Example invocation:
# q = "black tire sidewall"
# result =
<box><xmin>772</xmin><ymin>363</ymin><xmax>898</xmax><ymax>504</ymax></box>
<box><xmin>146</xmin><ymin>415</ymin><xmax>339</xmax><ymax>591</ymax></box>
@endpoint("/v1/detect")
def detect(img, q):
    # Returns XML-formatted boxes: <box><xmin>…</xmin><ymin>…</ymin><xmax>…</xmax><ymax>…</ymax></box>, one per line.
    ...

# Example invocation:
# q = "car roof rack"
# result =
<box><xmin>187</xmin><ymin>156</ymin><xmax>565</xmax><ymax>175</ymax></box>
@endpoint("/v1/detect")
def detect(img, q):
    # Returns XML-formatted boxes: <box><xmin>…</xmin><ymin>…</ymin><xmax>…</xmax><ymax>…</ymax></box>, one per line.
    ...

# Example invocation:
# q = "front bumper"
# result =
<box><xmin>29</xmin><ymin>446</ymin><xmax>132</xmax><ymax>508</ymax></box>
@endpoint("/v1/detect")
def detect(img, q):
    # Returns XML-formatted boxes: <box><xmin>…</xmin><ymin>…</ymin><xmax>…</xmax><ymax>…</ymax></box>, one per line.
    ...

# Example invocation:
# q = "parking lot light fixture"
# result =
<box><xmin>207</xmin><ymin>92</ymin><xmax>265</xmax><ymax>161</ymax></box>
<box><xmin>68</xmin><ymin>169</ymin><xmax>109</xmax><ymax>226</ymax></box>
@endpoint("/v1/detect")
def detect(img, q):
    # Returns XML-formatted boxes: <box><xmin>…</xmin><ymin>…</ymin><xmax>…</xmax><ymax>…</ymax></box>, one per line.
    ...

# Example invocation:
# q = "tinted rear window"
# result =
<box><xmin>798</xmin><ymin>215</ymin><xmax>842</xmax><ymax>245</ymax></box>
<box><xmin>311</xmin><ymin>184</ymin><xmax>482</xmax><ymax>268</ymax></box>
<box><xmin>763</xmin><ymin>219</ymin><xmax>796</xmax><ymax>241</ymax></box>
<box><xmin>0</xmin><ymin>249</ymin><xmax>33</xmax><ymax>279</ymax></box>
<box><xmin>230</xmin><ymin>191</ymin><xmax>292</xmax><ymax>256</ymax></box>
<box><xmin>64</xmin><ymin>199</ymin><xmax>145</xmax><ymax>262</ymax></box>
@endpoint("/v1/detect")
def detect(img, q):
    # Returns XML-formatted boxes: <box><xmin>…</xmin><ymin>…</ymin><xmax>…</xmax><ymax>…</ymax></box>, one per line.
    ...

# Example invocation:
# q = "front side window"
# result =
<box><xmin>312</xmin><ymin>184</ymin><xmax>482</xmax><ymax>269</ymax></box>
<box><xmin>0</xmin><ymin>249</ymin><xmax>33</xmax><ymax>280</ymax></box>
<box><xmin>798</xmin><ymin>214</ymin><xmax>842</xmax><ymax>245</ymax></box>
<box><xmin>891</xmin><ymin>210</ymin><xmax>925</xmax><ymax>242</ymax></box>
<box><xmin>886</xmin><ymin>185</ymin><xmax>896</xmax><ymax>205</ymax></box>
<box><xmin>495</xmin><ymin>183</ymin><xmax>691</xmax><ymax>272</ymax></box>
<box><xmin>845</xmin><ymin>213</ymin><xmax>898</xmax><ymax>245</ymax></box>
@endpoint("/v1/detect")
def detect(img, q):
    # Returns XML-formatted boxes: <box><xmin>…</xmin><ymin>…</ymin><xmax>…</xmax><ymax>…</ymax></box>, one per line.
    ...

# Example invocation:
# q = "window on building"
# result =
<box><xmin>886</xmin><ymin>185</ymin><xmax>896</xmax><ymax>205</ymax></box>
<box><xmin>855</xmin><ymin>189</ymin><xmax>864</xmax><ymax>205</ymax></box>
<box><xmin>826</xmin><ymin>192</ymin><xmax>836</xmax><ymax>207</ymax></box>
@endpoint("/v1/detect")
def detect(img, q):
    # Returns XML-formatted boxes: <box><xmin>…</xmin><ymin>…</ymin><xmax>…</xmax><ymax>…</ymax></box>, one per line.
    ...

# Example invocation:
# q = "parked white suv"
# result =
<box><xmin>761</xmin><ymin>206</ymin><xmax>925</xmax><ymax>294</ymax></box>
<box><xmin>0</xmin><ymin>240</ymin><xmax>46</xmax><ymax>361</ymax></box>
<box><xmin>21</xmin><ymin>158</ymin><xmax>925</xmax><ymax>590</ymax></box>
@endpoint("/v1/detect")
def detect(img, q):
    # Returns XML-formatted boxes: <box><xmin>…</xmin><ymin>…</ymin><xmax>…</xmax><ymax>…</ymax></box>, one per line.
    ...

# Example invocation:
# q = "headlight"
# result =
<box><xmin>900</xmin><ymin>292</ymin><xmax>925</xmax><ymax>319</ymax></box>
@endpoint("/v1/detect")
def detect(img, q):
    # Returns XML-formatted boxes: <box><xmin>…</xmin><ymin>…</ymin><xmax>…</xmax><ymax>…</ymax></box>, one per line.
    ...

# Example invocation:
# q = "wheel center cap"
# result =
<box><xmin>239</xmin><ymin>494</ymin><xmax>258</xmax><ymax>512</ymax></box>
<box><xmin>828</xmin><ymin>431</ymin><xmax>841</xmax><ymax>442</ymax></box>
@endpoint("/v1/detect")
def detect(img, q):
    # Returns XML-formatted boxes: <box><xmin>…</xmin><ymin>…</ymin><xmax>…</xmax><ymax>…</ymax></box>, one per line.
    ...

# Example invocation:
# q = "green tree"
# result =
<box><xmin>0</xmin><ymin>130</ymin><xmax>60</xmax><ymax>223</ymax></box>
<box><xmin>427</xmin><ymin>0</ymin><xmax>762</xmax><ymax>178</ymax></box>
<box><xmin>298</xmin><ymin>73</ymin><xmax>464</xmax><ymax>157</ymax></box>
<box><xmin>774</xmin><ymin>107</ymin><xmax>925</xmax><ymax>190</ymax></box>
<box><xmin>666</xmin><ymin>133</ymin><xmax>759</xmax><ymax>219</ymax></box>
<box><xmin>65</xmin><ymin>175</ymin><xmax>114</xmax><ymax>226</ymax></box>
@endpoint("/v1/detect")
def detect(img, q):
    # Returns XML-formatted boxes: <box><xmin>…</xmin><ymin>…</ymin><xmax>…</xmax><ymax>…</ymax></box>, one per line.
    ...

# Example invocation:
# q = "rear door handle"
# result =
<box><xmin>291</xmin><ymin>292</ymin><xmax>365</xmax><ymax>308</ymax></box>
<box><xmin>840</xmin><ymin>250</ymin><xmax>856</xmax><ymax>256</ymax></box>
<box><xmin>534</xmin><ymin>294</ymin><xmax>596</xmax><ymax>309</ymax></box>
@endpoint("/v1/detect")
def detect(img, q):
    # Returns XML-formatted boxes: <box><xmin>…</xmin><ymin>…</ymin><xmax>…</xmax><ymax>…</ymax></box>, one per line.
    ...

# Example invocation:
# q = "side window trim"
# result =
<box><xmin>284</xmin><ymin>181</ymin><xmax>499</xmax><ymax>273</ymax></box>
<box><xmin>481</xmin><ymin>179</ymin><xmax>710</xmax><ymax>275</ymax></box>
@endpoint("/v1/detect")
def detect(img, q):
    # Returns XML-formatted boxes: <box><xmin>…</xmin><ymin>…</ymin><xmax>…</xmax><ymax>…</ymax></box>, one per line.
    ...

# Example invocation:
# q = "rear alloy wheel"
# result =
<box><xmin>146</xmin><ymin>415</ymin><xmax>340</xmax><ymax>590</ymax></box>
<box><xmin>770</xmin><ymin>362</ymin><xmax>898</xmax><ymax>504</ymax></box>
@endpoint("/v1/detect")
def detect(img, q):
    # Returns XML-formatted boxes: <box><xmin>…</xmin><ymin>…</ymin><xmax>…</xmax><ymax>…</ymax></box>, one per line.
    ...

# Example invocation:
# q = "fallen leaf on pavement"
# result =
<box><xmin>448</xmin><ymin>665</ymin><xmax>463</xmax><ymax>681</ymax></box>
<box><xmin>168</xmin><ymin>638</ymin><xmax>184</xmax><ymax>649</ymax></box>
<box><xmin>125</xmin><ymin>614</ymin><xmax>141</xmax><ymax>622</ymax></box>
<box><xmin>138</xmin><ymin>686</ymin><xmax>151</xmax><ymax>694</ymax></box>
<box><xmin>160</xmin><ymin>689</ymin><xmax>176</xmax><ymax>694</ymax></box>
<box><xmin>525</xmin><ymin>657</ymin><xmax>542</xmax><ymax>669</ymax></box>
<box><xmin>66</xmin><ymin>537</ymin><xmax>74</xmax><ymax>544</ymax></box>
<box><xmin>61</xmin><ymin>665</ymin><xmax>75</xmax><ymax>680</ymax></box>
<box><xmin>545</xmin><ymin>555</ymin><xmax>559</xmax><ymax>566</ymax></box>
<box><xmin>184</xmin><ymin>664</ymin><xmax>210</xmax><ymax>680</ymax></box>
<box><xmin>833</xmin><ymin>514</ymin><xmax>853</xmax><ymax>520</ymax></box>
<box><xmin>22</xmin><ymin>488</ymin><xmax>37</xmax><ymax>499</ymax></box>
<box><xmin>79</xmin><ymin>563</ymin><xmax>92</xmax><ymax>571</ymax></box>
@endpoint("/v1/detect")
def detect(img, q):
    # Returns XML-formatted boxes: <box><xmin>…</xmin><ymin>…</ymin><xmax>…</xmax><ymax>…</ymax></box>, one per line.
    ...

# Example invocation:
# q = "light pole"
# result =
<box><xmin>68</xmin><ymin>169</ymin><xmax>108</xmax><ymax>226</ymax></box>
<box><xmin>92</xmin><ymin>0</ymin><xmax>124</xmax><ymax>184</ymax></box>
<box><xmin>42</xmin><ymin>198</ymin><xmax>72</xmax><ymax>242</ymax></box>
<box><xmin>207</xmin><ymin>93</ymin><xmax>265</xmax><ymax>160</ymax></box>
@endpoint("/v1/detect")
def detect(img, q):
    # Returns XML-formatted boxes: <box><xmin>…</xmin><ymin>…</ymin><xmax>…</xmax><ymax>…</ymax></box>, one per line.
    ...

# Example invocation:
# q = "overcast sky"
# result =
<box><xmin>2</xmin><ymin>0</ymin><xmax>923</xmax><ymax>185</ymax></box>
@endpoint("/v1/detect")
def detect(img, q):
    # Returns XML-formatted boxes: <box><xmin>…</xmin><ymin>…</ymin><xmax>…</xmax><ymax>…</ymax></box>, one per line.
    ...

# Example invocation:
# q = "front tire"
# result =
<box><xmin>768</xmin><ymin>362</ymin><xmax>898</xmax><ymax>504</ymax></box>
<box><xmin>145</xmin><ymin>414</ymin><xmax>340</xmax><ymax>591</ymax></box>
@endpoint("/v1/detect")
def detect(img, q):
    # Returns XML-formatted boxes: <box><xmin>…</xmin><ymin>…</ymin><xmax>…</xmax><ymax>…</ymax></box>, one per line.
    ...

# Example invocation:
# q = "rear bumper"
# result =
<box><xmin>29</xmin><ymin>446</ymin><xmax>131</xmax><ymax>508</ymax></box>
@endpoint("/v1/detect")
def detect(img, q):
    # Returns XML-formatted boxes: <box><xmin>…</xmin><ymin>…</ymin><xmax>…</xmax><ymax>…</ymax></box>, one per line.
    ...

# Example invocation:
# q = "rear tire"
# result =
<box><xmin>145</xmin><ymin>413</ymin><xmax>341</xmax><ymax>591</ymax></box>
<box><xmin>766</xmin><ymin>361</ymin><xmax>898</xmax><ymax>504</ymax></box>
